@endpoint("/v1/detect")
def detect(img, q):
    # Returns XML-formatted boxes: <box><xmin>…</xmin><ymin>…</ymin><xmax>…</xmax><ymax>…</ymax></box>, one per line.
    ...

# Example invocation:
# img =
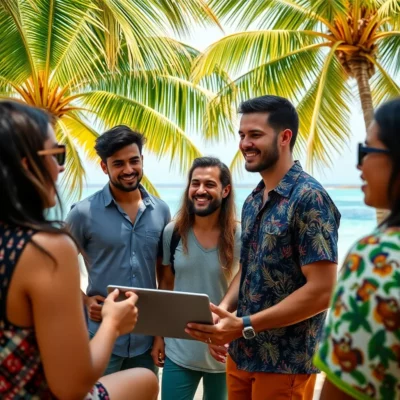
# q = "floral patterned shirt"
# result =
<box><xmin>229</xmin><ymin>161</ymin><xmax>340</xmax><ymax>373</ymax></box>
<box><xmin>314</xmin><ymin>228</ymin><xmax>400</xmax><ymax>400</ymax></box>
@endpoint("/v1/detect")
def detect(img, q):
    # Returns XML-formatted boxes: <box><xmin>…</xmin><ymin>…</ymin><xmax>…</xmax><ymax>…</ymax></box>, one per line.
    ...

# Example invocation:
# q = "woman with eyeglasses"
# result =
<box><xmin>0</xmin><ymin>101</ymin><xmax>158</xmax><ymax>400</ymax></box>
<box><xmin>314</xmin><ymin>98</ymin><xmax>400</xmax><ymax>400</ymax></box>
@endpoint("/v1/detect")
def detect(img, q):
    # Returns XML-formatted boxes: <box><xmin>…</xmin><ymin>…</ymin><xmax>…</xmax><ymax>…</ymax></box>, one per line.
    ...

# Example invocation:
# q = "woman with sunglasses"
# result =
<box><xmin>314</xmin><ymin>98</ymin><xmax>400</xmax><ymax>400</ymax></box>
<box><xmin>0</xmin><ymin>101</ymin><xmax>158</xmax><ymax>400</ymax></box>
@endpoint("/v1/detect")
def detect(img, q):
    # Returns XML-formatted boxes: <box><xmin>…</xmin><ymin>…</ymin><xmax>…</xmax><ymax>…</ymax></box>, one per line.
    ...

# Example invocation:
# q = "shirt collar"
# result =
<box><xmin>251</xmin><ymin>161</ymin><xmax>303</xmax><ymax>199</ymax></box>
<box><xmin>102</xmin><ymin>183</ymin><xmax>155</xmax><ymax>207</ymax></box>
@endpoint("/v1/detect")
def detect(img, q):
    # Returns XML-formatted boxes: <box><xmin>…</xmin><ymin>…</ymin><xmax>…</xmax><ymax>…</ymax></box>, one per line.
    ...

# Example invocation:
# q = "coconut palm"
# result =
<box><xmin>192</xmin><ymin>0</ymin><xmax>400</xmax><ymax>175</ymax></box>
<box><xmin>0</xmin><ymin>0</ymin><xmax>223</xmax><ymax>198</ymax></box>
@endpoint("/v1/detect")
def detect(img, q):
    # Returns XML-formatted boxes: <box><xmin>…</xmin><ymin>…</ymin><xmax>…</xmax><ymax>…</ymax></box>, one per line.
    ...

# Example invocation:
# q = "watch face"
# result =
<box><xmin>243</xmin><ymin>326</ymin><xmax>256</xmax><ymax>339</ymax></box>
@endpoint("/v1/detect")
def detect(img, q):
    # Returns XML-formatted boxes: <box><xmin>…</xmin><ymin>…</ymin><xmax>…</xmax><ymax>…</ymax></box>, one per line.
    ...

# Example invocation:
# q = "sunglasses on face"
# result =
<box><xmin>37</xmin><ymin>144</ymin><xmax>66</xmax><ymax>166</ymax></box>
<box><xmin>357</xmin><ymin>143</ymin><xmax>390</xmax><ymax>167</ymax></box>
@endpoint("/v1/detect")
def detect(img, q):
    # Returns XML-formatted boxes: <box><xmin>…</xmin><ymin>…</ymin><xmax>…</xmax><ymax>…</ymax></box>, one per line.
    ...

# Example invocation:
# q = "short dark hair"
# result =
<box><xmin>238</xmin><ymin>95</ymin><xmax>299</xmax><ymax>150</ymax></box>
<box><xmin>374</xmin><ymin>98</ymin><xmax>400</xmax><ymax>227</ymax></box>
<box><xmin>95</xmin><ymin>125</ymin><xmax>146</xmax><ymax>161</ymax></box>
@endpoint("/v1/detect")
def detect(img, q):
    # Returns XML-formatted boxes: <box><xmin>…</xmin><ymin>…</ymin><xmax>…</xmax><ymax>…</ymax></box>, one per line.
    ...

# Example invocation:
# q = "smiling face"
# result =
<box><xmin>101</xmin><ymin>143</ymin><xmax>143</xmax><ymax>192</ymax></box>
<box><xmin>188</xmin><ymin>166</ymin><xmax>230</xmax><ymax>217</ymax></box>
<box><xmin>359</xmin><ymin>121</ymin><xmax>392</xmax><ymax>209</ymax></box>
<box><xmin>239</xmin><ymin>113</ymin><xmax>282</xmax><ymax>173</ymax></box>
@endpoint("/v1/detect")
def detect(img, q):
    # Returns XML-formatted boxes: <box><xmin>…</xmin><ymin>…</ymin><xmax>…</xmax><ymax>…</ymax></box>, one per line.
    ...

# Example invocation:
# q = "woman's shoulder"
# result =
<box><xmin>28</xmin><ymin>231</ymin><xmax>78</xmax><ymax>262</ymax></box>
<box><xmin>353</xmin><ymin>227</ymin><xmax>400</xmax><ymax>251</ymax></box>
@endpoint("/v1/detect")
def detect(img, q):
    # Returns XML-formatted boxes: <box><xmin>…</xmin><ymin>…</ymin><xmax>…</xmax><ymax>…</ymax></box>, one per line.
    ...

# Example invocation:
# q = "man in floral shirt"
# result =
<box><xmin>186</xmin><ymin>95</ymin><xmax>341</xmax><ymax>399</ymax></box>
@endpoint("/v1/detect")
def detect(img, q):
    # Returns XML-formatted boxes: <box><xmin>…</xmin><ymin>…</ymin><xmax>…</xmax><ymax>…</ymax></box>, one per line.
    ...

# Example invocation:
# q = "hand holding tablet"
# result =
<box><xmin>107</xmin><ymin>285</ymin><xmax>214</xmax><ymax>340</ymax></box>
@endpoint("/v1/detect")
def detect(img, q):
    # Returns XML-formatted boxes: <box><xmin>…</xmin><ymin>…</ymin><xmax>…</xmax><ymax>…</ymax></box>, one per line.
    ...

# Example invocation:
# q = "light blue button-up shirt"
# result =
<box><xmin>66</xmin><ymin>184</ymin><xmax>171</xmax><ymax>357</ymax></box>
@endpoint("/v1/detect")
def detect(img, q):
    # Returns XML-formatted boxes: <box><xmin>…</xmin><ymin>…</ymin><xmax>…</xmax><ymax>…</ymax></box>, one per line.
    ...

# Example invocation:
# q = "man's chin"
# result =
<box><xmin>245</xmin><ymin>162</ymin><xmax>262</xmax><ymax>173</ymax></box>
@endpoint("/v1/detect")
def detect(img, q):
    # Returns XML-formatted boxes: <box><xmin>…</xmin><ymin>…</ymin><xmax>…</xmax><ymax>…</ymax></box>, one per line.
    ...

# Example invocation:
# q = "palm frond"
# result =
<box><xmin>304</xmin><ymin>43</ymin><xmax>352</xmax><ymax>171</ymax></box>
<box><xmin>79</xmin><ymin>91</ymin><xmax>203</xmax><ymax>172</ymax></box>
<box><xmin>229</xmin><ymin>148</ymin><xmax>245</xmax><ymax>180</ymax></box>
<box><xmin>192</xmin><ymin>30</ymin><xmax>323</xmax><ymax>82</ymax></box>
<box><xmin>141</xmin><ymin>174</ymin><xmax>160</xmax><ymax>198</ymax></box>
<box><xmin>61</xmin><ymin>112</ymin><xmax>100</xmax><ymax>161</ymax></box>
<box><xmin>56</xmin><ymin>118</ymin><xmax>87</xmax><ymax>201</ymax></box>
<box><xmin>368</xmin><ymin>57</ymin><xmax>400</xmax><ymax>105</ymax></box>
<box><xmin>375</xmin><ymin>32</ymin><xmax>400</xmax><ymax>77</ymax></box>
<box><xmin>0</xmin><ymin>2</ymin><xmax>33</xmax><ymax>86</ymax></box>
<box><xmin>307</xmin><ymin>0</ymin><xmax>348</xmax><ymax>22</ymax></box>
<box><xmin>208</xmin><ymin>0</ymin><xmax>331</xmax><ymax>31</ymax></box>
<box><xmin>82</xmin><ymin>70</ymin><xmax>216</xmax><ymax>136</ymax></box>
<box><xmin>204</xmin><ymin>42</ymin><xmax>329</xmax><ymax>141</ymax></box>
<box><xmin>148</xmin><ymin>0</ymin><xmax>222</xmax><ymax>34</ymax></box>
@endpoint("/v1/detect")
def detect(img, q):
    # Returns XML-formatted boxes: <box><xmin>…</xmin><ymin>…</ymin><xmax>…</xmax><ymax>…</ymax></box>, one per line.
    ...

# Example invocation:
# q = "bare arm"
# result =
<box><xmin>319</xmin><ymin>379</ymin><xmax>354</xmax><ymax>400</ymax></box>
<box><xmin>186</xmin><ymin>261</ymin><xmax>337</xmax><ymax>345</ymax></box>
<box><xmin>251</xmin><ymin>260</ymin><xmax>337</xmax><ymax>332</ymax></box>
<box><xmin>219</xmin><ymin>265</ymin><xmax>241</xmax><ymax>312</ymax></box>
<box><xmin>25</xmin><ymin>233</ymin><xmax>136</xmax><ymax>399</ymax></box>
<box><xmin>157</xmin><ymin>262</ymin><xmax>175</xmax><ymax>291</ymax></box>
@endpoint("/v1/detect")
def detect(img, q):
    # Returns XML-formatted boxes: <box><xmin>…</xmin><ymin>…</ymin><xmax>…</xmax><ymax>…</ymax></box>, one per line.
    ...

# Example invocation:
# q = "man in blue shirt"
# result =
<box><xmin>186</xmin><ymin>96</ymin><xmax>340</xmax><ymax>399</ymax></box>
<box><xmin>66</xmin><ymin>125</ymin><xmax>170</xmax><ymax>376</ymax></box>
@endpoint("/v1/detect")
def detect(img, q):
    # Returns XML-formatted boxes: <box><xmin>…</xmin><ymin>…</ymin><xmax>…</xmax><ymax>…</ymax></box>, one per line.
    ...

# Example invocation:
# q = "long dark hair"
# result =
<box><xmin>0</xmin><ymin>101</ymin><xmax>71</xmax><ymax>258</ymax></box>
<box><xmin>174</xmin><ymin>157</ymin><xmax>237</xmax><ymax>279</ymax></box>
<box><xmin>374</xmin><ymin>98</ymin><xmax>400</xmax><ymax>228</ymax></box>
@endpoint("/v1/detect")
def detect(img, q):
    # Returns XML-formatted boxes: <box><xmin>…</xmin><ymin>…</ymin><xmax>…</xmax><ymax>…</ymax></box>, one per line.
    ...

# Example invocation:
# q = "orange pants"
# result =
<box><xmin>227</xmin><ymin>356</ymin><xmax>317</xmax><ymax>400</ymax></box>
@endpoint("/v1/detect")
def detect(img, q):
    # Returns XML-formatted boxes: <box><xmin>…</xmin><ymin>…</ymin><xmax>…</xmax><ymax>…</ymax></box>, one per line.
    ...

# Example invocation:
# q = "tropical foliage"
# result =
<box><xmin>193</xmin><ymin>0</ymin><xmax>400</xmax><ymax>174</ymax></box>
<box><xmin>0</xmin><ymin>0</ymin><xmax>224</xmax><ymax>197</ymax></box>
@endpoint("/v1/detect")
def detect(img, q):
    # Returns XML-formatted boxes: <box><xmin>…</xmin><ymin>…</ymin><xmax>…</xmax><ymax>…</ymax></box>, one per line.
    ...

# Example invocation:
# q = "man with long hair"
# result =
<box><xmin>186</xmin><ymin>96</ymin><xmax>341</xmax><ymax>399</ymax></box>
<box><xmin>66</xmin><ymin>125</ymin><xmax>170</xmax><ymax>376</ymax></box>
<box><xmin>153</xmin><ymin>157</ymin><xmax>241</xmax><ymax>400</ymax></box>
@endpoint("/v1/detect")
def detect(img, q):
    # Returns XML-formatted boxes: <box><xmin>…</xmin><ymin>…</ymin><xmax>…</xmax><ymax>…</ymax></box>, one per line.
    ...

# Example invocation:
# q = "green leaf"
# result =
<box><xmin>349</xmin><ymin>369</ymin><xmax>367</xmax><ymax>385</ymax></box>
<box><xmin>383</xmin><ymin>271</ymin><xmax>400</xmax><ymax>294</ymax></box>
<box><xmin>369</xmin><ymin>329</ymin><xmax>386</xmax><ymax>360</ymax></box>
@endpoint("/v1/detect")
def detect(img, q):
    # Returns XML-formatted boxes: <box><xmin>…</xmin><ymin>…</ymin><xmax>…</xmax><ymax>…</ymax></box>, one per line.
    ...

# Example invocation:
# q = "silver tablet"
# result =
<box><xmin>107</xmin><ymin>285</ymin><xmax>213</xmax><ymax>340</ymax></box>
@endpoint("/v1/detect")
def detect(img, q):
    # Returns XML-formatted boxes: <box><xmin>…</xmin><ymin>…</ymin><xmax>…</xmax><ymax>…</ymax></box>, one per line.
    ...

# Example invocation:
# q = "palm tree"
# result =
<box><xmin>0</xmin><ymin>0</ymin><xmax>223</xmax><ymax>198</ymax></box>
<box><xmin>192</xmin><ymin>0</ymin><xmax>400</xmax><ymax>176</ymax></box>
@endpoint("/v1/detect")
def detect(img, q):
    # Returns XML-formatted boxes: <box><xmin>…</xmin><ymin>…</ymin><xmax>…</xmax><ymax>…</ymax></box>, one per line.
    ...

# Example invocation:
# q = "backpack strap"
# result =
<box><xmin>169</xmin><ymin>226</ymin><xmax>181</xmax><ymax>275</ymax></box>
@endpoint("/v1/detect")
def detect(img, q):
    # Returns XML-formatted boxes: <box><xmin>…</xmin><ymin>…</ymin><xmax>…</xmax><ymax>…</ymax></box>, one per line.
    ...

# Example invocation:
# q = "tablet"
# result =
<box><xmin>107</xmin><ymin>285</ymin><xmax>213</xmax><ymax>340</ymax></box>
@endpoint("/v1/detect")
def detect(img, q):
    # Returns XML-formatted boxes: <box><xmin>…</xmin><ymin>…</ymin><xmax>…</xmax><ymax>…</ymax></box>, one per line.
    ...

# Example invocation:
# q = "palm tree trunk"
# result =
<box><xmin>349</xmin><ymin>59</ymin><xmax>374</xmax><ymax>129</ymax></box>
<box><xmin>349</xmin><ymin>58</ymin><xmax>388</xmax><ymax>225</ymax></box>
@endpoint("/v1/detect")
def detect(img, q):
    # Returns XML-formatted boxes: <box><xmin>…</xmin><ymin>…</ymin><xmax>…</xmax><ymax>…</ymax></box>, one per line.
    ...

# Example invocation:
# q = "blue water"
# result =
<box><xmin>62</xmin><ymin>186</ymin><xmax>376</xmax><ymax>264</ymax></box>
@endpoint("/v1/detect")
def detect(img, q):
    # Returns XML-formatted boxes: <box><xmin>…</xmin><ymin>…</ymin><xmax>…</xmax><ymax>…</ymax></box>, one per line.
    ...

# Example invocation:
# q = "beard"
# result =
<box><xmin>244</xmin><ymin>136</ymin><xmax>279</xmax><ymax>173</ymax></box>
<box><xmin>189</xmin><ymin>194</ymin><xmax>222</xmax><ymax>217</ymax></box>
<box><xmin>110</xmin><ymin>170</ymin><xmax>143</xmax><ymax>192</ymax></box>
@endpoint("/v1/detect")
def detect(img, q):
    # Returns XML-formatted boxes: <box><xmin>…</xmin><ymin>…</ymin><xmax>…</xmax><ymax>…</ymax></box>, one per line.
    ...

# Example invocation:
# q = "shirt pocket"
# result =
<box><xmin>144</xmin><ymin>229</ymin><xmax>161</xmax><ymax>260</ymax></box>
<box><xmin>261</xmin><ymin>223</ymin><xmax>290</xmax><ymax>254</ymax></box>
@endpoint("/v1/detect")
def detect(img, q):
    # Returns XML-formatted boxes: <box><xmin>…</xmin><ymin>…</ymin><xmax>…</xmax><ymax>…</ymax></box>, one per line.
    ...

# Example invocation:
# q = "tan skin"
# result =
<box><xmin>7</xmin><ymin>126</ymin><xmax>158</xmax><ymax>400</ymax></box>
<box><xmin>84</xmin><ymin>144</ymin><xmax>164</xmax><ymax>322</ymax></box>
<box><xmin>151</xmin><ymin>166</ymin><xmax>231</xmax><ymax>367</ymax></box>
<box><xmin>320</xmin><ymin>121</ymin><xmax>394</xmax><ymax>399</ymax></box>
<box><xmin>185</xmin><ymin>113</ymin><xmax>337</xmax><ymax>362</ymax></box>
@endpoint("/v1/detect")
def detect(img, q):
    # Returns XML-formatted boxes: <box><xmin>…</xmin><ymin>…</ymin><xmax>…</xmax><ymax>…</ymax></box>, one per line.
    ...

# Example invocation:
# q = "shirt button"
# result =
<box><xmin>132</xmin><ymin>274</ymin><xmax>136</xmax><ymax>278</ymax></box>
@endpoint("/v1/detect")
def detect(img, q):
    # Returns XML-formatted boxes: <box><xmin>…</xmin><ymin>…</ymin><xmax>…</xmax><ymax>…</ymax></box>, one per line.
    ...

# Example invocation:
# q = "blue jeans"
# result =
<box><xmin>161</xmin><ymin>357</ymin><xmax>227</xmax><ymax>400</ymax></box>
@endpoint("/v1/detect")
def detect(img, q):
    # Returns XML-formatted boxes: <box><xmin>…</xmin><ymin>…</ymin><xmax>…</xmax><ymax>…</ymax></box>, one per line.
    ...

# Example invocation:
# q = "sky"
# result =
<box><xmin>82</xmin><ymin>25</ymin><xmax>366</xmax><ymax>188</ymax></box>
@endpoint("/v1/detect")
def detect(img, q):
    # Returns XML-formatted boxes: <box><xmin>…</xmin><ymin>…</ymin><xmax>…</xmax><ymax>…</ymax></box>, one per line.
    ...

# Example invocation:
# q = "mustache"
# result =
<box><xmin>120</xmin><ymin>173</ymin><xmax>138</xmax><ymax>179</ymax></box>
<box><xmin>194</xmin><ymin>194</ymin><xmax>212</xmax><ymax>200</ymax></box>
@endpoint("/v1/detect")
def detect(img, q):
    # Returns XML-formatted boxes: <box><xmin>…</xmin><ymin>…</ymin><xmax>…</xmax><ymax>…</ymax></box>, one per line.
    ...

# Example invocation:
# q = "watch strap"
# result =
<box><xmin>242</xmin><ymin>315</ymin><xmax>252</xmax><ymax>328</ymax></box>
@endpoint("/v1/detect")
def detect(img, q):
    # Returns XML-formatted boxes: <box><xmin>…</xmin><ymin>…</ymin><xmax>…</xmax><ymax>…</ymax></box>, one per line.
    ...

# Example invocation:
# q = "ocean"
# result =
<box><xmin>61</xmin><ymin>185</ymin><xmax>377</xmax><ymax>265</ymax></box>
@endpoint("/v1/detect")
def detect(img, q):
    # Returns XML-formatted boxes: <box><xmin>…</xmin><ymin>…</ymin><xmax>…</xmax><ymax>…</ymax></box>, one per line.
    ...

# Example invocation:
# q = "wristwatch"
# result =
<box><xmin>242</xmin><ymin>315</ymin><xmax>256</xmax><ymax>339</ymax></box>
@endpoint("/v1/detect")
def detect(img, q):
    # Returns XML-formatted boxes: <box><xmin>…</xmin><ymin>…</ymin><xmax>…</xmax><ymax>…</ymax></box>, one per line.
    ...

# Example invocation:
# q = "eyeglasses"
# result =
<box><xmin>37</xmin><ymin>144</ymin><xmax>66</xmax><ymax>166</ymax></box>
<box><xmin>358</xmin><ymin>143</ymin><xmax>390</xmax><ymax>167</ymax></box>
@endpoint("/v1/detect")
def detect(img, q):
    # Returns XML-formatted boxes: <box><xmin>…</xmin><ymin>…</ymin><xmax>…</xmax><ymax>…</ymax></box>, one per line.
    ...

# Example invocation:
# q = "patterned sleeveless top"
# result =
<box><xmin>0</xmin><ymin>224</ymin><xmax>55</xmax><ymax>399</ymax></box>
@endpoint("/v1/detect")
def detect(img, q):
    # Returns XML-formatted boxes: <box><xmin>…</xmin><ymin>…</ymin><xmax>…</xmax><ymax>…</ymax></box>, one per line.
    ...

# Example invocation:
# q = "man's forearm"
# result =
<box><xmin>219</xmin><ymin>268</ymin><xmax>241</xmax><ymax>312</ymax></box>
<box><xmin>251</xmin><ymin>283</ymin><xmax>332</xmax><ymax>333</ymax></box>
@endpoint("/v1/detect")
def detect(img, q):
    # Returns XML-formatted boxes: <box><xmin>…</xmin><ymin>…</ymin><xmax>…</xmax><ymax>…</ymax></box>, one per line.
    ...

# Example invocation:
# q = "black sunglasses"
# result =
<box><xmin>357</xmin><ymin>143</ymin><xmax>390</xmax><ymax>167</ymax></box>
<box><xmin>37</xmin><ymin>144</ymin><xmax>66</xmax><ymax>166</ymax></box>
